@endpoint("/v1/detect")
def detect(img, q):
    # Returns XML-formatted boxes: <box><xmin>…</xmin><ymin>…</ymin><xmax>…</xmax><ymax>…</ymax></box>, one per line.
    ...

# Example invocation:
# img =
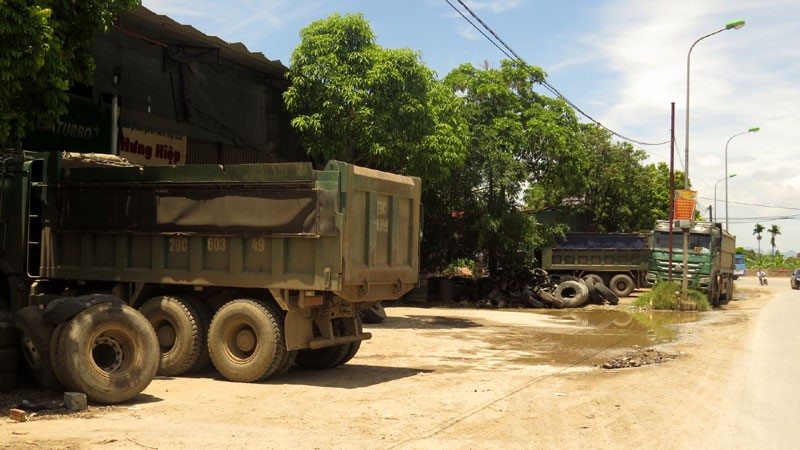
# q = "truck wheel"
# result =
<box><xmin>44</xmin><ymin>294</ymin><xmax>124</xmax><ymax>326</ymax></box>
<box><xmin>336</xmin><ymin>315</ymin><xmax>364</xmax><ymax>367</ymax></box>
<box><xmin>553</xmin><ymin>280</ymin><xmax>589</xmax><ymax>308</ymax></box>
<box><xmin>609</xmin><ymin>274</ymin><xmax>635</xmax><ymax>298</ymax></box>
<box><xmin>13</xmin><ymin>306</ymin><xmax>59</xmax><ymax>390</ymax></box>
<box><xmin>186</xmin><ymin>298</ymin><xmax>214</xmax><ymax>373</ymax></box>
<box><xmin>54</xmin><ymin>303</ymin><xmax>159</xmax><ymax>404</ymax></box>
<box><xmin>0</xmin><ymin>347</ymin><xmax>19</xmax><ymax>372</ymax></box>
<box><xmin>0</xmin><ymin>321</ymin><xmax>14</xmax><ymax>348</ymax></box>
<box><xmin>595</xmin><ymin>282</ymin><xmax>619</xmax><ymax>305</ymax></box>
<box><xmin>295</xmin><ymin>344</ymin><xmax>350</xmax><ymax>370</ymax></box>
<box><xmin>139</xmin><ymin>296</ymin><xmax>206</xmax><ymax>376</ymax></box>
<box><xmin>208</xmin><ymin>299</ymin><xmax>284</xmax><ymax>382</ymax></box>
<box><xmin>360</xmin><ymin>302</ymin><xmax>386</xmax><ymax>324</ymax></box>
<box><xmin>49</xmin><ymin>321</ymin><xmax>77</xmax><ymax>391</ymax></box>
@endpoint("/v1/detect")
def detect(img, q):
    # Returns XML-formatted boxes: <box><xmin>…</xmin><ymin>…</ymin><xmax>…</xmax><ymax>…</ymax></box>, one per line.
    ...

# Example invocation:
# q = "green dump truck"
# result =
<box><xmin>540</xmin><ymin>232</ymin><xmax>650</xmax><ymax>298</ymax></box>
<box><xmin>645</xmin><ymin>220</ymin><xmax>735</xmax><ymax>306</ymax></box>
<box><xmin>0</xmin><ymin>152</ymin><xmax>421</xmax><ymax>397</ymax></box>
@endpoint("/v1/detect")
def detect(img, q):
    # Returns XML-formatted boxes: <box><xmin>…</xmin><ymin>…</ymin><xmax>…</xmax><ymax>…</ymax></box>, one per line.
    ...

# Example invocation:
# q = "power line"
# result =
<box><xmin>696</xmin><ymin>196</ymin><xmax>800</xmax><ymax>212</ymax></box>
<box><xmin>445</xmin><ymin>0</ymin><xmax>670</xmax><ymax>147</ymax></box>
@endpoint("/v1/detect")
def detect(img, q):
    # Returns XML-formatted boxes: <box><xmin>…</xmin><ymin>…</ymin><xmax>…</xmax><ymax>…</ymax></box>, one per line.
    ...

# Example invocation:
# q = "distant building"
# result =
<box><xmin>24</xmin><ymin>6</ymin><xmax>302</xmax><ymax>165</ymax></box>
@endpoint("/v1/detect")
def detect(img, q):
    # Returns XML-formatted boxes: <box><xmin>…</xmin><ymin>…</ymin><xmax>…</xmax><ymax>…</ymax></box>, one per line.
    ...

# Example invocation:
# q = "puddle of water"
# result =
<box><xmin>461</xmin><ymin>309</ymin><xmax>701</xmax><ymax>367</ymax></box>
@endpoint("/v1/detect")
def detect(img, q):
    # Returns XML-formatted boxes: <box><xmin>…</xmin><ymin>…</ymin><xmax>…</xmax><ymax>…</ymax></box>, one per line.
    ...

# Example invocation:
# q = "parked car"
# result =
<box><xmin>790</xmin><ymin>268</ymin><xmax>800</xmax><ymax>289</ymax></box>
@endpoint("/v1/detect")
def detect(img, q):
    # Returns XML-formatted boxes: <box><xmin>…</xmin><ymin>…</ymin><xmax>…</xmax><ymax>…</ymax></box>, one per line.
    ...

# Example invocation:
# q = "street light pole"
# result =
<box><xmin>725</xmin><ymin>127</ymin><xmax>759</xmax><ymax>229</ymax></box>
<box><xmin>714</xmin><ymin>173</ymin><xmax>737</xmax><ymax>222</ymax></box>
<box><xmin>684</xmin><ymin>19</ymin><xmax>746</xmax><ymax>189</ymax></box>
<box><xmin>682</xmin><ymin>19</ymin><xmax>745</xmax><ymax>300</ymax></box>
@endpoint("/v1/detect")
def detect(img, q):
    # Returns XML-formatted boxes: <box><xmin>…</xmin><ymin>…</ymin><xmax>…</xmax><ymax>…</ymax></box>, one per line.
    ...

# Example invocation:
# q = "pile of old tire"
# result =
<box><xmin>13</xmin><ymin>296</ymin><xmax>159</xmax><ymax>404</ymax></box>
<box><xmin>0</xmin><ymin>309</ymin><xmax>18</xmax><ymax>391</ymax></box>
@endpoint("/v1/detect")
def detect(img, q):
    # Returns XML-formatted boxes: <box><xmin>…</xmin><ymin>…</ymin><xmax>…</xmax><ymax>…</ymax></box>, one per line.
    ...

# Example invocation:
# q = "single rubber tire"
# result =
<box><xmin>186</xmin><ymin>298</ymin><xmax>214</xmax><ymax>373</ymax></box>
<box><xmin>0</xmin><ymin>347</ymin><xmax>19</xmax><ymax>372</ymax></box>
<box><xmin>0</xmin><ymin>371</ymin><xmax>18</xmax><ymax>392</ymax></box>
<box><xmin>582</xmin><ymin>274</ymin><xmax>605</xmax><ymax>286</ymax></box>
<box><xmin>207</xmin><ymin>299</ymin><xmax>284</xmax><ymax>383</ymax></box>
<box><xmin>44</xmin><ymin>294</ymin><xmax>124</xmax><ymax>325</ymax></box>
<box><xmin>337</xmin><ymin>316</ymin><xmax>364</xmax><ymax>366</ymax></box>
<box><xmin>360</xmin><ymin>302</ymin><xmax>387</xmax><ymax>324</ymax></box>
<box><xmin>0</xmin><ymin>321</ymin><xmax>15</xmax><ymax>348</ymax></box>
<box><xmin>595</xmin><ymin>282</ymin><xmax>620</xmax><ymax>305</ymax></box>
<box><xmin>50</xmin><ymin>321</ymin><xmax>77</xmax><ymax>391</ymax></box>
<box><xmin>553</xmin><ymin>280</ymin><xmax>589</xmax><ymax>308</ymax></box>
<box><xmin>609</xmin><ymin>274</ymin><xmax>636</xmax><ymax>298</ymax></box>
<box><xmin>54</xmin><ymin>302</ymin><xmax>159</xmax><ymax>404</ymax></box>
<box><xmin>295</xmin><ymin>344</ymin><xmax>350</xmax><ymax>370</ymax></box>
<box><xmin>139</xmin><ymin>295</ymin><xmax>205</xmax><ymax>376</ymax></box>
<box><xmin>584</xmin><ymin>278</ymin><xmax>602</xmax><ymax>304</ymax></box>
<box><xmin>13</xmin><ymin>306</ymin><xmax>59</xmax><ymax>390</ymax></box>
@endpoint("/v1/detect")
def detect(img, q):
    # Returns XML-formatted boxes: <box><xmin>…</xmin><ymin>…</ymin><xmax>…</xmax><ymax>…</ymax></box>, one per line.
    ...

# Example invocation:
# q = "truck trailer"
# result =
<box><xmin>540</xmin><ymin>232</ymin><xmax>650</xmax><ymax>298</ymax></box>
<box><xmin>0</xmin><ymin>151</ymin><xmax>421</xmax><ymax>400</ymax></box>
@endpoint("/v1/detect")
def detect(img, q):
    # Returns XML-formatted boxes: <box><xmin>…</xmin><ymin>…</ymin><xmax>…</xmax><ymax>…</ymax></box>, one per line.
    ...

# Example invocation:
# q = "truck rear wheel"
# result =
<box><xmin>295</xmin><ymin>344</ymin><xmax>350</xmax><ymax>370</ymax></box>
<box><xmin>54</xmin><ymin>302</ymin><xmax>159</xmax><ymax>404</ymax></box>
<box><xmin>207</xmin><ymin>299</ymin><xmax>285</xmax><ymax>382</ymax></box>
<box><xmin>609</xmin><ymin>274</ymin><xmax>635</xmax><ymax>298</ymax></box>
<box><xmin>186</xmin><ymin>297</ymin><xmax>214</xmax><ymax>373</ymax></box>
<box><xmin>361</xmin><ymin>302</ymin><xmax>386</xmax><ymax>324</ymax></box>
<box><xmin>13</xmin><ymin>306</ymin><xmax>59</xmax><ymax>390</ymax></box>
<box><xmin>139</xmin><ymin>296</ymin><xmax>205</xmax><ymax>376</ymax></box>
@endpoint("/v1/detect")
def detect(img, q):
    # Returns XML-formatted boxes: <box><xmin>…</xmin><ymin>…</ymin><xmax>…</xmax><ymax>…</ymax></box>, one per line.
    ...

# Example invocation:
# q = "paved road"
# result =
<box><xmin>703</xmin><ymin>276</ymin><xmax>800</xmax><ymax>449</ymax></box>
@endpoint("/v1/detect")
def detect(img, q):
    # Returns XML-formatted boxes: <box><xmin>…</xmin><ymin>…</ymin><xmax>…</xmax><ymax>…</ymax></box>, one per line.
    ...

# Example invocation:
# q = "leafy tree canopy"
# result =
<box><xmin>284</xmin><ymin>13</ymin><xmax>468</xmax><ymax>183</ymax></box>
<box><xmin>0</xmin><ymin>0</ymin><xmax>140</xmax><ymax>148</ymax></box>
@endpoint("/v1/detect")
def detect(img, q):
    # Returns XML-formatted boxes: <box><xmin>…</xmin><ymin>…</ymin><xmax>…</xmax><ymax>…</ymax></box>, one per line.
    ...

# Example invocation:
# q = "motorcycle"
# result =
<box><xmin>758</xmin><ymin>273</ymin><xmax>768</xmax><ymax>286</ymax></box>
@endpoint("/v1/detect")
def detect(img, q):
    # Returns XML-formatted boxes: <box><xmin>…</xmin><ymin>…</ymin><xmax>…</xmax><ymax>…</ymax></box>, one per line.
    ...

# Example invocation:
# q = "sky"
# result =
<box><xmin>141</xmin><ymin>0</ymin><xmax>800</xmax><ymax>254</ymax></box>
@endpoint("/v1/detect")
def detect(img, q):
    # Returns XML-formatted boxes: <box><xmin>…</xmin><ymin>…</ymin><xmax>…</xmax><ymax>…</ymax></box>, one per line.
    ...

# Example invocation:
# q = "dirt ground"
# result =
<box><xmin>0</xmin><ymin>285</ymin><xmax>770</xmax><ymax>449</ymax></box>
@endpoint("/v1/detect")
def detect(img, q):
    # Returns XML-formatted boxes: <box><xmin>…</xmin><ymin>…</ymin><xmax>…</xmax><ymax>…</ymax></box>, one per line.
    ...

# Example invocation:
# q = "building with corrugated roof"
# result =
<box><xmin>25</xmin><ymin>6</ymin><xmax>302</xmax><ymax>165</ymax></box>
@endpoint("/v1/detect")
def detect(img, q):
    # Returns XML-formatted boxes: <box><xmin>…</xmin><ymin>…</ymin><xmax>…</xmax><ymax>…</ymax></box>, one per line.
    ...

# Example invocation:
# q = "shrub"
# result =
<box><xmin>634</xmin><ymin>281</ymin><xmax>711</xmax><ymax>311</ymax></box>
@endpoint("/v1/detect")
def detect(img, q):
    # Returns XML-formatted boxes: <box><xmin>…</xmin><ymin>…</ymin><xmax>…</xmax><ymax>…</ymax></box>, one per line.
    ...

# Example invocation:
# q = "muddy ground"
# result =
<box><xmin>0</xmin><ymin>285</ymin><xmax>769</xmax><ymax>449</ymax></box>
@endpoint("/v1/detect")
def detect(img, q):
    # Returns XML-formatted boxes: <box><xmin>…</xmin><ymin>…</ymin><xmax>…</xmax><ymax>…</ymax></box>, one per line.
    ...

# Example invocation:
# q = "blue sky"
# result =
<box><xmin>142</xmin><ymin>0</ymin><xmax>800</xmax><ymax>255</ymax></box>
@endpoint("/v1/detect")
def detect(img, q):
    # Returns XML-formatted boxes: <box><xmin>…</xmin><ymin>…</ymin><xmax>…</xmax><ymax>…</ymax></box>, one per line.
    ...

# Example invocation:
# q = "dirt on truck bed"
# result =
<box><xmin>0</xmin><ymin>287</ymin><xmax>768</xmax><ymax>449</ymax></box>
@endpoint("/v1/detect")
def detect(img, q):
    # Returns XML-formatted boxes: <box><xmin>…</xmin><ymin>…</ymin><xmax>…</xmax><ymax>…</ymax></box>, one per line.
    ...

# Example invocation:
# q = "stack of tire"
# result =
<box><xmin>0</xmin><ymin>309</ymin><xmax>18</xmax><ymax>391</ymax></box>
<box><xmin>12</xmin><ymin>295</ymin><xmax>159</xmax><ymax>404</ymax></box>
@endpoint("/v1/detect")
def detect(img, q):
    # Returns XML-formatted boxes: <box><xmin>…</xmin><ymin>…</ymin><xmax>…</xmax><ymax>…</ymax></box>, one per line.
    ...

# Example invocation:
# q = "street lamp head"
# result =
<box><xmin>748</xmin><ymin>127</ymin><xmax>760</xmax><ymax>133</ymax></box>
<box><xmin>726</xmin><ymin>19</ymin><xmax>746</xmax><ymax>30</ymax></box>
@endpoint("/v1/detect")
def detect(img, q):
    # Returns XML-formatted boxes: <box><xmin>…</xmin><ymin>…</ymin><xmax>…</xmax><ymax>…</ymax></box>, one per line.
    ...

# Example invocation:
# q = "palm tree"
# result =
<box><xmin>753</xmin><ymin>223</ymin><xmax>765</xmax><ymax>254</ymax></box>
<box><xmin>768</xmin><ymin>224</ymin><xmax>781</xmax><ymax>256</ymax></box>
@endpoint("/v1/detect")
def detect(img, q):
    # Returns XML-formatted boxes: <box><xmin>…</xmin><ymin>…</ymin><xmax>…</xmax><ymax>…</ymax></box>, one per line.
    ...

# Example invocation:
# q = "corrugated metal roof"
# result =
<box><xmin>116</xmin><ymin>6</ymin><xmax>289</xmax><ymax>80</ymax></box>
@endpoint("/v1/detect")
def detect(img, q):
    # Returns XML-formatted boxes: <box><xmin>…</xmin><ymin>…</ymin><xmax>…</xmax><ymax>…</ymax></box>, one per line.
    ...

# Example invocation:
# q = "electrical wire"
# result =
<box><xmin>445</xmin><ymin>0</ymin><xmax>671</xmax><ymax>147</ymax></box>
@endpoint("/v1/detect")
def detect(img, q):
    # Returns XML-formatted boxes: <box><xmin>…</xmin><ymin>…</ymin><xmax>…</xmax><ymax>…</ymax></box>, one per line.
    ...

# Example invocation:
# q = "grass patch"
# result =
<box><xmin>633</xmin><ymin>281</ymin><xmax>711</xmax><ymax>311</ymax></box>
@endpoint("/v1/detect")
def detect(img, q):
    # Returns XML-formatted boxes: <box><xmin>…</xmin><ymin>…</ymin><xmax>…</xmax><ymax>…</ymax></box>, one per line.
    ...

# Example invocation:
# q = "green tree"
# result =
<box><xmin>283</xmin><ymin>13</ymin><xmax>468</xmax><ymax>183</ymax></box>
<box><xmin>0</xmin><ymin>0</ymin><xmax>140</xmax><ymax>148</ymax></box>
<box><xmin>573</xmin><ymin>125</ymin><xmax>682</xmax><ymax>232</ymax></box>
<box><xmin>768</xmin><ymin>224</ymin><xmax>781</xmax><ymax>256</ymax></box>
<box><xmin>753</xmin><ymin>223</ymin><xmax>765</xmax><ymax>255</ymax></box>
<box><xmin>441</xmin><ymin>60</ymin><xmax>583</xmax><ymax>272</ymax></box>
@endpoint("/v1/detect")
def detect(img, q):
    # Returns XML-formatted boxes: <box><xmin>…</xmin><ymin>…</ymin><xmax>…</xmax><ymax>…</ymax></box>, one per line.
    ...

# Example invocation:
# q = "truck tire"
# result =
<box><xmin>553</xmin><ymin>280</ymin><xmax>589</xmax><ymax>308</ymax></box>
<box><xmin>582</xmin><ymin>274</ymin><xmax>605</xmax><ymax>286</ymax></box>
<box><xmin>186</xmin><ymin>297</ymin><xmax>214</xmax><ymax>373</ymax></box>
<box><xmin>50</xmin><ymin>321</ymin><xmax>77</xmax><ymax>391</ymax></box>
<box><xmin>139</xmin><ymin>295</ymin><xmax>205</xmax><ymax>376</ymax></box>
<box><xmin>207</xmin><ymin>299</ymin><xmax>284</xmax><ymax>382</ymax></box>
<box><xmin>336</xmin><ymin>315</ymin><xmax>364</xmax><ymax>367</ymax></box>
<box><xmin>0</xmin><ymin>347</ymin><xmax>19</xmax><ymax>372</ymax></box>
<box><xmin>361</xmin><ymin>302</ymin><xmax>386</xmax><ymax>324</ymax></box>
<box><xmin>0</xmin><ymin>371</ymin><xmax>18</xmax><ymax>392</ymax></box>
<box><xmin>43</xmin><ymin>294</ymin><xmax>124</xmax><ymax>325</ymax></box>
<box><xmin>13</xmin><ymin>306</ymin><xmax>59</xmax><ymax>390</ymax></box>
<box><xmin>54</xmin><ymin>302</ymin><xmax>159</xmax><ymax>404</ymax></box>
<box><xmin>0</xmin><ymin>321</ymin><xmax>15</xmax><ymax>348</ymax></box>
<box><xmin>595</xmin><ymin>282</ymin><xmax>620</xmax><ymax>305</ymax></box>
<box><xmin>295</xmin><ymin>344</ymin><xmax>350</xmax><ymax>370</ymax></box>
<box><xmin>609</xmin><ymin>274</ymin><xmax>636</xmax><ymax>298</ymax></box>
<box><xmin>583</xmin><ymin>278</ymin><xmax>602</xmax><ymax>304</ymax></box>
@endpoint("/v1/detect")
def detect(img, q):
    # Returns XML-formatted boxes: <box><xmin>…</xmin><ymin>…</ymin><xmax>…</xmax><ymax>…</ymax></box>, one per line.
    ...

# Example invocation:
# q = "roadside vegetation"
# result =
<box><xmin>633</xmin><ymin>281</ymin><xmax>711</xmax><ymax>311</ymax></box>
